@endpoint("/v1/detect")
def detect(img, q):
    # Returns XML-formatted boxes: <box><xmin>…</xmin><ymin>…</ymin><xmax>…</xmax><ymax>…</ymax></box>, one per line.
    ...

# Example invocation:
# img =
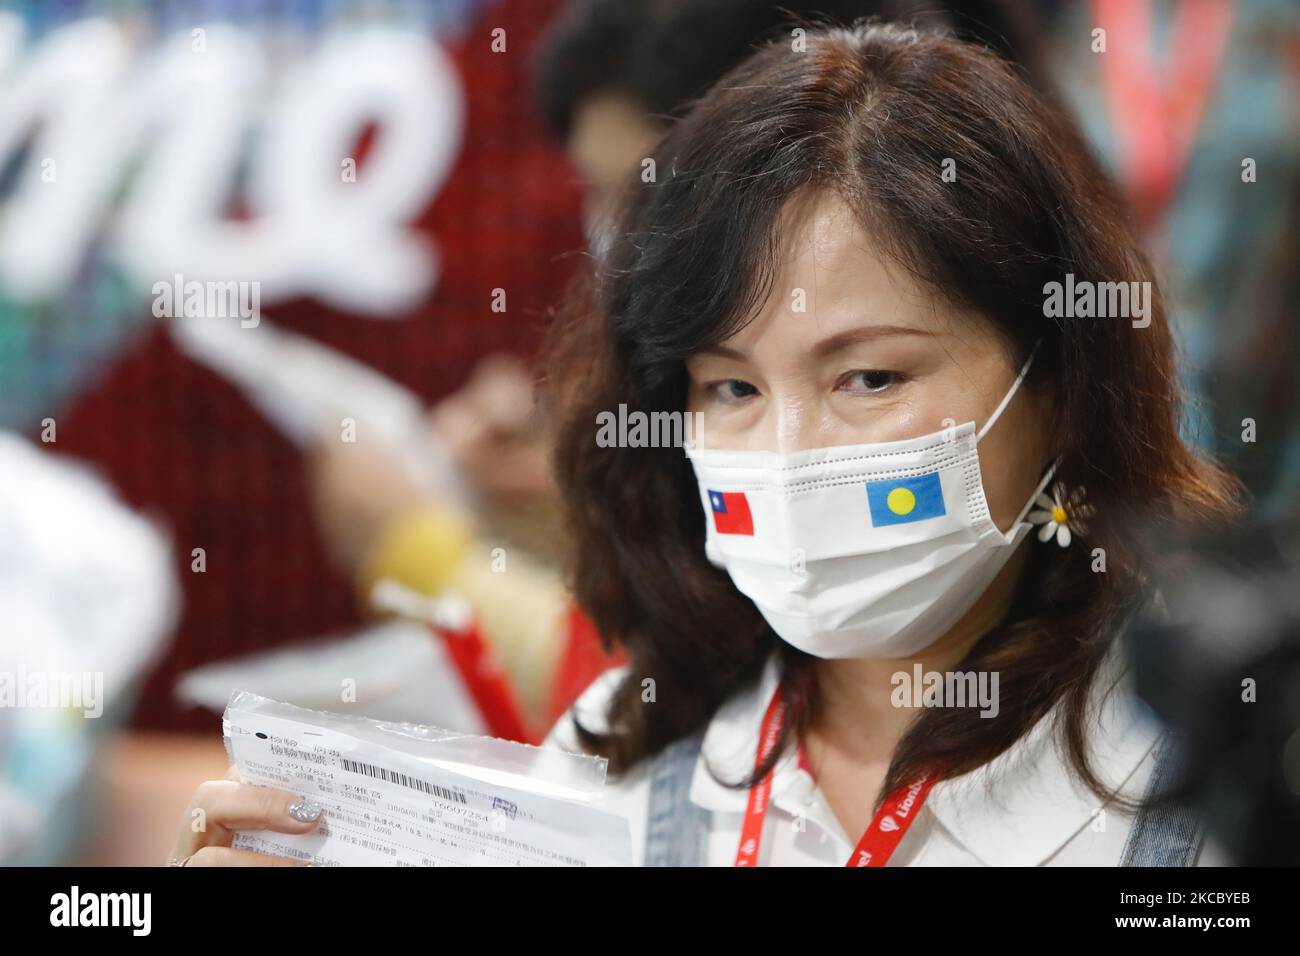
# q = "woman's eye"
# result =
<box><xmin>838</xmin><ymin>370</ymin><xmax>902</xmax><ymax>394</ymax></box>
<box><xmin>708</xmin><ymin>379</ymin><xmax>759</xmax><ymax>404</ymax></box>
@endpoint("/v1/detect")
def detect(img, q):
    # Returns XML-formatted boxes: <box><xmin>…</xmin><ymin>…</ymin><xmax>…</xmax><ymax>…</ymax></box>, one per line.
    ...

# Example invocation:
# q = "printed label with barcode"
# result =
<box><xmin>340</xmin><ymin>756</ymin><xmax>468</xmax><ymax>805</ymax></box>
<box><xmin>225</xmin><ymin>698</ymin><xmax>634</xmax><ymax>865</ymax></box>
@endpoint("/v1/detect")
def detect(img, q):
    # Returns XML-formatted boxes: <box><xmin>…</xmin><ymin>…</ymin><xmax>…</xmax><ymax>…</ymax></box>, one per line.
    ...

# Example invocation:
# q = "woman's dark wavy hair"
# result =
<box><xmin>541</xmin><ymin>20</ymin><xmax>1242</xmax><ymax>811</ymax></box>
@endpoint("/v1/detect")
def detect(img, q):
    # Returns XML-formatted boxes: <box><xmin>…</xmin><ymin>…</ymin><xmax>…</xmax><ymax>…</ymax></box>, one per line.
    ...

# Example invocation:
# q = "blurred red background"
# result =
<box><xmin>41</xmin><ymin>0</ymin><xmax>585</xmax><ymax>732</ymax></box>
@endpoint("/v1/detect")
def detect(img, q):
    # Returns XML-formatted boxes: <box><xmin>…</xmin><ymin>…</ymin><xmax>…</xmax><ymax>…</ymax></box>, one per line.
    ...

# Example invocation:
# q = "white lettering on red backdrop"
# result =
<box><xmin>0</xmin><ymin>14</ymin><xmax>464</xmax><ymax>315</ymax></box>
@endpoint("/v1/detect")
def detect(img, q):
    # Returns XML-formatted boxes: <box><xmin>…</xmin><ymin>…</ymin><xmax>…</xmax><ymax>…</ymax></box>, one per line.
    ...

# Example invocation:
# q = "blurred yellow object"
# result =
<box><xmin>358</xmin><ymin>504</ymin><xmax>475</xmax><ymax>600</ymax></box>
<box><xmin>357</xmin><ymin>504</ymin><xmax>569</xmax><ymax>723</ymax></box>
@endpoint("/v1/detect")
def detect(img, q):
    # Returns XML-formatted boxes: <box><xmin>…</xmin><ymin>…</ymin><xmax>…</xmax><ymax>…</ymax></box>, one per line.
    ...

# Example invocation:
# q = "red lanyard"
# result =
<box><xmin>734</xmin><ymin>685</ymin><xmax>936</xmax><ymax>867</ymax></box>
<box><xmin>1092</xmin><ymin>0</ymin><xmax>1234</xmax><ymax>229</ymax></box>
<box><xmin>430</xmin><ymin>616</ymin><xmax>532</xmax><ymax>744</ymax></box>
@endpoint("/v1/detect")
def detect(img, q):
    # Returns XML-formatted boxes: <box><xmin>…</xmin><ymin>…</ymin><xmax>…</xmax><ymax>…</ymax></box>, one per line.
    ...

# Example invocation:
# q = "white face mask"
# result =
<box><xmin>684</xmin><ymin>348</ymin><xmax>1055</xmax><ymax>659</ymax></box>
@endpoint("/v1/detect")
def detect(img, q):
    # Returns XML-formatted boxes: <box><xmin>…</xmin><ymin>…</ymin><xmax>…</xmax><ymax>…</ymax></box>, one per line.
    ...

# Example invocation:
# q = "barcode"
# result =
<box><xmin>339</xmin><ymin>757</ymin><xmax>468</xmax><ymax>804</ymax></box>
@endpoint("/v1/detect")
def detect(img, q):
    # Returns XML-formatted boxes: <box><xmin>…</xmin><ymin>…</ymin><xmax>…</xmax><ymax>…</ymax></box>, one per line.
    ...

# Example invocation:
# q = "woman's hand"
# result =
<box><xmin>306</xmin><ymin>437</ymin><xmax>425</xmax><ymax>573</ymax></box>
<box><xmin>429</xmin><ymin>353</ymin><xmax>557</xmax><ymax>511</ymax></box>
<box><xmin>167</xmin><ymin>765</ymin><xmax>324</xmax><ymax>867</ymax></box>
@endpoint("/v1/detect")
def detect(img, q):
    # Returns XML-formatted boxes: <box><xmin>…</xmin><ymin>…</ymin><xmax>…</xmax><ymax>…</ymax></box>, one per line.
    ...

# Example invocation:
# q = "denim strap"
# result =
<box><xmin>642</xmin><ymin>732</ymin><xmax>710</xmax><ymax>867</ymax></box>
<box><xmin>1120</xmin><ymin>732</ymin><xmax>1206</xmax><ymax>867</ymax></box>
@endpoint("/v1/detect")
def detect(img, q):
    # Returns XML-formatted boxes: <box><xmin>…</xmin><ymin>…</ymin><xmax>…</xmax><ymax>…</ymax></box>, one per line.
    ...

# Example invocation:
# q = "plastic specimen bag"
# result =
<box><xmin>223</xmin><ymin>691</ymin><xmax>632</xmax><ymax>866</ymax></box>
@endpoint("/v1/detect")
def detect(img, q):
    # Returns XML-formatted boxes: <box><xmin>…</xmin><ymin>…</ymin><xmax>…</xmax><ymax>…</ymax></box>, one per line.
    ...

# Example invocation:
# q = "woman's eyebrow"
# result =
<box><xmin>812</xmin><ymin>325</ymin><xmax>936</xmax><ymax>358</ymax></box>
<box><xmin>695</xmin><ymin>344</ymin><xmax>748</xmax><ymax>360</ymax></box>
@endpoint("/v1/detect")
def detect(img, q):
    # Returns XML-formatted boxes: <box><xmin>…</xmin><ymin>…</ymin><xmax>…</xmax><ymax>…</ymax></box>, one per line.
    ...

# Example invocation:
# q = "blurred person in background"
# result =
<box><xmin>0</xmin><ymin>432</ymin><xmax>178</xmax><ymax>864</ymax></box>
<box><xmin>1049</xmin><ymin>0</ymin><xmax>1300</xmax><ymax>516</ymax></box>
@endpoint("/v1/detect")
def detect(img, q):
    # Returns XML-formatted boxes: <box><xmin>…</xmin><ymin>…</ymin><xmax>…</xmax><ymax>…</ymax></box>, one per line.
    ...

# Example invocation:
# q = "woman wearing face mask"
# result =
<box><xmin>540</xmin><ymin>21</ymin><xmax>1242</xmax><ymax>867</ymax></box>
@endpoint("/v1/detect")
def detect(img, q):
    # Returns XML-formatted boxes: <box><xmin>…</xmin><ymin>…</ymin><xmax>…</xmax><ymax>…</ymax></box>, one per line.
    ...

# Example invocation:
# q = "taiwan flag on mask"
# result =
<box><xmin>709</xmin><ymin>489</ymin><xmax>753</xmax><ymax>536</ymax></box>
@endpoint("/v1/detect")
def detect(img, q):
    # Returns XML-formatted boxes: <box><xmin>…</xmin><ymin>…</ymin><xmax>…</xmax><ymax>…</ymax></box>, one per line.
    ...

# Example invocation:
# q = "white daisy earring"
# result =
<box><xmin>1029</xmin><ymin>481</ymin><xmax>1095</xmax><ymax>547</ymax></box>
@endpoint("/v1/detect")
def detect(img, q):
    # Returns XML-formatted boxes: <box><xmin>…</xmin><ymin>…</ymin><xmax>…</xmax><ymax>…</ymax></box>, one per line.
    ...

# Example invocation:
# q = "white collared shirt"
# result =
<box><xmin>543</xmin><ymin>647</ymin><xmax>1230</xmax><ymax>866</ymax></box>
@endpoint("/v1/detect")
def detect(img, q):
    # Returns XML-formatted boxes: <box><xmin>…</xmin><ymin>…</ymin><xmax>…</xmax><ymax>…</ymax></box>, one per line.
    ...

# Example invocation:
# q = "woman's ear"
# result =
<box><xmin>1033</xmin><ymin>382</ymin><xmax>1061</xmax><ymax>471</ymax></box>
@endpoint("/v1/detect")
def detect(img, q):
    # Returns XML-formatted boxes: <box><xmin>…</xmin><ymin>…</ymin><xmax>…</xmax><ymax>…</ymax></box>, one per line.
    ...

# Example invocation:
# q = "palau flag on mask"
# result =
<box><xmin>708</xmin><ymin>489</ymin><xmax>753</xmax><ymax>535</ymax></box>
<box><xmin>865</xmin><ymin>472</ymin><xmax>946</xmax><ymax>527</ymax></box>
